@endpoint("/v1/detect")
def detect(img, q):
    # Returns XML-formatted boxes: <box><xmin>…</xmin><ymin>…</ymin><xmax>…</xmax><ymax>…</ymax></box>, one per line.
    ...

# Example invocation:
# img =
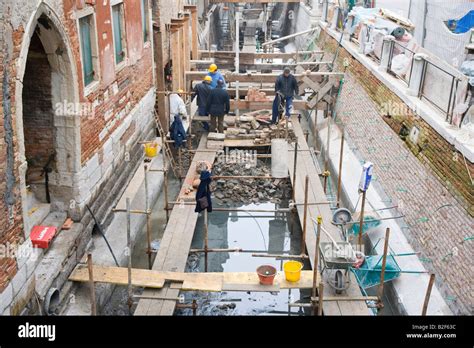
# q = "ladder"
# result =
<box><xmin>154</xmin><ymin>110</ymin><xmax>180</xmax><ymax>178</ymax></box>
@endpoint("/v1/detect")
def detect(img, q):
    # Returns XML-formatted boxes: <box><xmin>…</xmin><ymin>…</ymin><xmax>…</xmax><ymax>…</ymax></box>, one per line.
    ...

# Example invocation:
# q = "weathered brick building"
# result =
<box><xmin>0</xmin><ymin>0</ymin><xmax>157</xmax><ymax>314</ymax></box>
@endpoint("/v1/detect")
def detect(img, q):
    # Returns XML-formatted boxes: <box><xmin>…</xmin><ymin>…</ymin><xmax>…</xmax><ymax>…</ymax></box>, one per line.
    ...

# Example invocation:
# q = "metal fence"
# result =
<box><xmin>419</xmin><ymin>60</ymin><xmax>460</xmax><ymax>123</ymax></box>
<box><xmin>386</xmin><ymin>40</ymin><xmax>415</xmax><ymax>87</ymax></box>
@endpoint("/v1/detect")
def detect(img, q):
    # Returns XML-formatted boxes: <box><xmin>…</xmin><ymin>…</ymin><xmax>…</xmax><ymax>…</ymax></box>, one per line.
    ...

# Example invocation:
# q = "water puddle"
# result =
<box><xmin>177</xmin><ymin>201</ymin><xmax>312</xmax><ymax>316</ymax></box>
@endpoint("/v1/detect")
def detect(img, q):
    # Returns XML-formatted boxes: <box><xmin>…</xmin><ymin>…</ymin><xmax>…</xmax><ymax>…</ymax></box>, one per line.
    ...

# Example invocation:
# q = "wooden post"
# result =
<box><xmin>144</xmin><ymin>165</ymin><xmax>152</xmax><ymax>270</ymax></box>
<box><xmin>358</xmin><ymin>190</ymin><xmax>367</xmax><ymax>249</ymax></box>
<box><xmin>162</xmin><ymin>148</ymin><xmax>169</xmax><ymax>222</ymax></box>
<box><xmin>178</xmin><ymin>147</ymin><xmax>183</xmax><ymax>181</ymax></box>
<box><xmin>314</xmin><ymin>110</ymin><xmax>319</xmax><ymax>151</ymax></box>
<box><xmin>336</xmin><ymin>132</ymin><xmax>344</xmax><ymax>208</ymax></box>
<box><xmin>422</xmin><ymin>274</ymin><xmax>436</xmax><ymax>316</ymax></box>
<box><xmin>312</xmin><ymin>216</ymin><xmax>322</xmax><ymax>315</ymax></box>
<box><xmin>324</xmin><ymin>109</ymin><xmax>332</xmax><ymax>192</ymax></box>
<box><xmin>126</xmin><ymin>198</ymin><xmax>133</xmax><ymax>315</ymax></box>
<box><xmin>302</xmin><ymin>175</ymin><xmax>309</xmax><ymax>255</ymax></box>
<box><xmin>87</xmin><ymin>253</ymin><xmax>97</xmax><ymax>316</ymax></box>
<box><xmin>186</xmin><ymin>6</ymin><xmax>199</xmax><ymax>60</ymax></box>
<box><xmin>292</xmin><ymin>138</ymin><xmax>298</xmax><ymax>201</ymax></box>
<box><xmin>377</xmin><ymin>228</ymin><xmax>390</xmax><ymax>309</ymax></box>
<box><xmin>318</xmin><ymin>282</ymin><xmax>324</xmax><ymax>316</ymax></box>
<box><xmin>204</xmin><ymin>209</ymin><xmax>209</xmax><ymax>272</ymax></box>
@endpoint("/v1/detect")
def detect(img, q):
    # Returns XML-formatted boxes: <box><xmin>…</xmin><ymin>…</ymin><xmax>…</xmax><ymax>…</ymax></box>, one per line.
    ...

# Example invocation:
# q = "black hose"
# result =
<box><xmin>86</xmin><ymin>204</ymin><xmax>120</xmax><ymax>267</ymax></box>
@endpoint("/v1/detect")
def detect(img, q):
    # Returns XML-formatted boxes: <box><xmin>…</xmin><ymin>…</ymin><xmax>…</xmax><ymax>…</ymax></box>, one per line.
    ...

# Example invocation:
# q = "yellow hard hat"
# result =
<box><xmin>204</xmin><ymin>76</ymin><xmax>212</xmax><ymax>82</ymax></box>
<box><xmin>177</xmin><ymin>89</ymin><xmax>184</xmax><ymax>94</ymax></box>
<box><xmin>209</xmin><ymin>64</ymin><xmax>218</xmax><ymax>73</ymax></box>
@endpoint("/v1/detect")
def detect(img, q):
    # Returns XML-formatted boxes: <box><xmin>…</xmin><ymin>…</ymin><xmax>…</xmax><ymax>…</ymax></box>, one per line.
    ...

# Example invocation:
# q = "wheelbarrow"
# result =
<box><xmin>319</xmin><ymin>241</ymin><xmax>357</xmax><ymax>294</ymax></box>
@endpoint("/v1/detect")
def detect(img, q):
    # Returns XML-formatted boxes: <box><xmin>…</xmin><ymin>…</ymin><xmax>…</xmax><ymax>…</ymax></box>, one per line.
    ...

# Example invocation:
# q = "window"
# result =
<box><xmin>141</xmin><ymin>0</ymin><xmax>150</xmax><ymax>43</ymax></box>
<box><xmin>112</xmin><ymin>2</ymin><xmax>126</xmax><ymax>65</ymax></box>
<box><xmin>79</xmin><ymin>14</ymin><xmax>98</xmax><ymax>86</ymax></box>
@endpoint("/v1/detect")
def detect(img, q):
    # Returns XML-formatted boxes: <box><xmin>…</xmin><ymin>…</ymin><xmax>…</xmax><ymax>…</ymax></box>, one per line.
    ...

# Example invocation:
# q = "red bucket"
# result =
<box><xmin>256</xmin><ymin>265</ymin><xmax>277</xmax><ymax>285</ymax></box>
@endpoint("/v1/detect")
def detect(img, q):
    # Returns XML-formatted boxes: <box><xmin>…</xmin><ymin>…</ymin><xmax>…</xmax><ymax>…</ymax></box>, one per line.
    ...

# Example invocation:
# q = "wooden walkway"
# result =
<box><xmin>134</xmin><ymin>135</ymin><xmax>217</xmax><ymax>315</ymax></box>
<box><xmin>288</xmin><ymin>116</ymin><xmax>370</xmax><ymax>315</ymax></box>
<box><xmin>70</xmin><ymin>265</ymin><xmax>319</xmax><ymax>292</ymax></box>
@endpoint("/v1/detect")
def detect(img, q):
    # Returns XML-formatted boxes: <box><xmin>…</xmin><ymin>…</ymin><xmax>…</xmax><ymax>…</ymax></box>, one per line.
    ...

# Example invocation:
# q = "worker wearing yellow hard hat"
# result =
<box><xmin>206</xmin><ymin>63</ymin><xmax>227</xmax><ymax>90</ymax></box>
<box><xmin>192</xmin><ymin>75</ymin><xmax>213</xmax><ymax>123</ymax></box>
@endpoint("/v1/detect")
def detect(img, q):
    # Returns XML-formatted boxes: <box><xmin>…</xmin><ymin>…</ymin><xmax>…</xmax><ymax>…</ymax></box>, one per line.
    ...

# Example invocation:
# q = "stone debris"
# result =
<box><xmin>210</xmin><ymin>152</ymin><xmax>292</xmax><ymax>206</ymax></box>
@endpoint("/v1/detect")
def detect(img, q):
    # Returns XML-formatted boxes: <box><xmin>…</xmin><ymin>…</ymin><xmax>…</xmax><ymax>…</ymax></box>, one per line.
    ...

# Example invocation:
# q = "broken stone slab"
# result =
<box><xmin>208</xmin><ymin>132</ymin><xmax>226</xmax><ymax>141</ymax></box>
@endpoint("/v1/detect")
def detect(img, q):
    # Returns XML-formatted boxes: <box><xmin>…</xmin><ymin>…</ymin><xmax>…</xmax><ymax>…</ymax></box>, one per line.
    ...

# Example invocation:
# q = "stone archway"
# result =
<box><xmin>15</xmin><ymin>3</ymin><xmax>81</xmax><ymax>235</ymax></box>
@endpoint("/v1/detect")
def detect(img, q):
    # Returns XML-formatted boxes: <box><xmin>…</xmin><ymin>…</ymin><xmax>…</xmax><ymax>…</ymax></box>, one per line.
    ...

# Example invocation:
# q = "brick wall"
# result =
<box><xmin>318</xmin><ymin>29</ymin><xmax>474</xmax><ymax>216</ymax></box>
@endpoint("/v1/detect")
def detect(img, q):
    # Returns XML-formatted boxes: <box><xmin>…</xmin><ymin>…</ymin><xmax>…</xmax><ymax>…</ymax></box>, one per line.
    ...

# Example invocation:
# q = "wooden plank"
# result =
<box><xmin>288</xmin><ymin>116</ymin><xmax>370</xmax><ymax>316</ymax></box>
<box><xmin>70</xmin><ymin>264</ymin><xmax>319</xmax><ymax>292</ymax></box>
<box><xmin>135</xmin><ymin>136</ymin><xmax>217</xmax><ymax>315</ymax></box>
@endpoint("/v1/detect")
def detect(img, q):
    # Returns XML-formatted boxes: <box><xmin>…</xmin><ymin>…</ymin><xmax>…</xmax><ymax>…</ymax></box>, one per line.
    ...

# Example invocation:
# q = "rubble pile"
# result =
<box><xmin>210</xmin><ymin>153</ymin><xmax>292</xmax><ymax>206</ymax></box>
<box><xmin>224</xmin><ymin>110</ymin><xmax>297</xmax><ymax>145</ymax></box>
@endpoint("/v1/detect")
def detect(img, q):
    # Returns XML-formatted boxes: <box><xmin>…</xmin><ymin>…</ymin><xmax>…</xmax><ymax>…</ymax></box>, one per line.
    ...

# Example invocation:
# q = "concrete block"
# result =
<box><xmin>10</xmin><ymin>277</ymin><xmax>35</xmax><ymax>316</ymax></box>
<box><xmin>85</xmin><ymin>154</ymin><xmax>100</xmax><ymax>179</ymax></box>
<box><xmin>25</xmin><ymin>248</ymin><xmax>43</xmax><ymax>279</ymax></box>
<box><xmin>0</xmin><ymin>282</ymin><xmax>13</xmax><ymax>314</ymax></box>
<box><xmin>10</xmin><ymin>264</ymin><xmax>27</xmax><ymax>296</ymax></box>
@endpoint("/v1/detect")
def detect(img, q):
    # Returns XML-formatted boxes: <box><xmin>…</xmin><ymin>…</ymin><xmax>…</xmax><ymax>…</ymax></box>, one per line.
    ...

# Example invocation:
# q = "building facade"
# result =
<box><xmin>0</xmin><ymin>0</ymin><xmax>155</xmax><ymax>314</ymax></box>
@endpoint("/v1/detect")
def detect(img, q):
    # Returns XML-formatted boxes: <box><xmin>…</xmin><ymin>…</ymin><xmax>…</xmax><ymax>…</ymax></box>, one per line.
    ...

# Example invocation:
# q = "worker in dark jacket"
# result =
<box><xmin>195</xmin><ymin>169</ymin><xmax>212</xmax><ymax>213</ymax></box>
<box><xmin>275</xmin><ymin>67</ymin><xmax>299</xmax><ymax>118</ymax></box>
<box><xmin>206</xmin><ymin>79</ymin><xmax>230</xmax><ymax>133</ymax></box>
<box><xmin>192</xmin><ymin>75</ymin><xmax>212</xmax><ymax>116</ymax></box>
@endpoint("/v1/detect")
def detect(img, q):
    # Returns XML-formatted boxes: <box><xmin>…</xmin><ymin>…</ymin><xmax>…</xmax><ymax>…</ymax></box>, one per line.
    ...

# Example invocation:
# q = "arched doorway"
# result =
<box><xmin>16</xmin><ymin>5</ymin><xmax>81</xmax><ymax>235</ymax></box>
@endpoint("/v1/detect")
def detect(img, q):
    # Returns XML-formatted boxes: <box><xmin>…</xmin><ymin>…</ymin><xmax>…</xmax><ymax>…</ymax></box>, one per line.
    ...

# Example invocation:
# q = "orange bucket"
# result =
<box><xmin>256</xmin><ymin>265</ymin><xmax>277</xmax><ymax>285</ymax></box>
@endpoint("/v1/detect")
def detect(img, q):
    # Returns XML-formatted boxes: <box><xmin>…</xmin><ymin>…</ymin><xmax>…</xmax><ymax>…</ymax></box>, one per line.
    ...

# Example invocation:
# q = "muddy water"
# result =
<box><xmin>102</xmin><ymin>176</ymin><xmax>182</xmax><ymax>316</ymax></box>
<box><xmin>176</xmin><ymin>201</ymin><xmax>312</xmax><ymax>316</ymax></box>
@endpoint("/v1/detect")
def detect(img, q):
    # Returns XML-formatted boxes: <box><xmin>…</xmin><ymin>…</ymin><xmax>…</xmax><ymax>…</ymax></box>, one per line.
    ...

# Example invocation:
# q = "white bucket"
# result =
<box><xmin>271</xmin><ymin>139</ymin><xmax>288</xmax><ymax>178</ymax></box>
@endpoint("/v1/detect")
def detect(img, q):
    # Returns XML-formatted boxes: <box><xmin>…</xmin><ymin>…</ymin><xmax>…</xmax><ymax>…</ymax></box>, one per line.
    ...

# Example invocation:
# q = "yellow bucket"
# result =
<box><xmin>144</xmin><ymin>143</ymin><xmax>158</xmax><ymax>158</ymax></box>
<box><xmin>284</xmin><ymin>261</ymin><xmax>303</xmax><ymax>282</ymax></box>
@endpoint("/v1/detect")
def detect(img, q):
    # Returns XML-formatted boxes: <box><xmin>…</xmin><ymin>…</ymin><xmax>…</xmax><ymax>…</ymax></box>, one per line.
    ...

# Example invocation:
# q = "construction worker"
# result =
<box><xmin>169</xmin><ymin>89</ymin><xmax>188</xmax><ymax>128</ymax></box>
<box><xmin>207</xmin><ymin>64</ymin><xmax>227</xmax><ymax>90</ymax></box>
<box><xmin>206</xmin><ymin>79</ymin><xmax>230</xmax><ymax>133</ymax></box>
<box><xmin>192</xmin><ymin>76</ymin><xmax>212</xmax><ymax>116</ymax></box>
<box><xmin>274</xmin><ymin>67</ymin><xmax>298</xmax><ymax>119</ymax></box>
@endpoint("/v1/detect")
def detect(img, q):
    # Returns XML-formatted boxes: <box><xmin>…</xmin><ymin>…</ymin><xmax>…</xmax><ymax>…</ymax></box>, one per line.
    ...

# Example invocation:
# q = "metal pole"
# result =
<box><xmin>302</xmin><ymin>175</ymin><xmax>309</xmax><ymax>255</ymax></box>
<box><xmin>324</xmin><ymin>110</ymin><xmax>331</xmax><ymax>194</ymax></box>
<box><xmin>358</xmin><ymin>190</ymin><xmax>367</xmax><ymax>250</ymax></box>
<box><xmin>87</xmin><ymin>253</ymin><xmax>97</xmax><ymax>316</ymax></box>
<box><xmin>318</xmin><ymin>282</ymin><xmax>324</xmax><ymax>316</ymax></box>
<box><xmin>235</xmin><ymin>10</ymin><xmax>240</xmax><ymax>118</ymax></box>
<box><xmin>292</xmin><ymin>138</ymin><xmax>298</xmax><ymax>201</ymax></box>
<box><xmin>422</xmin><ymin>274</ymin><xmax>436</xmax><ymax>315</ymax></box>
<box><xmin>144</xmin><ymin>165</ymin><xmax>152</xmax><ymax>270</ymax></box>
<box><xmin>178</xmin><ymin>147</ymin><xmax>183</xmax><ymax>181</ymax></box>
<box><xmin>377</xmin><ymin>228</ymin><xmax>390</xmax><ymax>309</ymax></box>
<box><xmin>336</xmin><ymin>132</ymin><xmax>344</xmax><ymax>208</ymax></box>
<box><xmin>164</xmin><ymin>169</ymin><xmax>169</xmax><ymax>222</ymax></box>
<box><xmin>126</xmin><ymin>198</ymin><xmax>133</xmax><ymax>315</ymax></box>
<box><xmin>312</xmin><ymin>216</ymin><xmax>322</xmax><ymax>315</ymax></box>
<box><xmin>204</xmin><ymin>209</ymin><xmax>209</xmax><ymax>272</ymax></box>
<box><xmin>314</xmin><ymin>110</ymin><xmax>319</xmax><ymax>151</ymax></box>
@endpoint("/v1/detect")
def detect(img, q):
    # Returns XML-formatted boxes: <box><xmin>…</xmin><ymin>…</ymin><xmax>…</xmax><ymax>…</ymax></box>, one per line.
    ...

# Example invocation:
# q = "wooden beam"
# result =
<box><xmin>230</xmin><ymin>99</ymin><xmax>309</xmax><ymax>111</ymax></box>
<box><xmin>191</xmin><ymin>61</ymin><xmax>332</xmax><ymax>71</ymax></box>
<box><xmin>210</xmin><ymin>0</ymin><xmax>301</xmax><ymax>2</ymax></box>
<box><xmin>199</xmin><ymin>50</ymin><xmax>323</xmax><ymax>59</ymax></box>
<box><xmin>185</xmin><ymin>5</ymin><xmax>199</xmax><ymax>60</ymax></box>
<box><xmin>186</xmin><ymin>71</ymin><xmax>344</xmax><ymax>84</ymax></box>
